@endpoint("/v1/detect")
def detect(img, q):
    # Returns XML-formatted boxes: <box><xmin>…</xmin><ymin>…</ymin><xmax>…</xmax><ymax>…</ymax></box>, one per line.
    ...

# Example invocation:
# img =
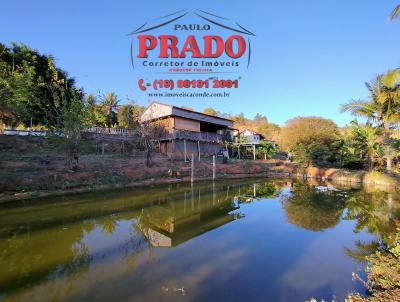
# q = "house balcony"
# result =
<box><xmin>160</xmin><ymin>129</ymin><xmax>225</xmax><ymax>143</ymax></box>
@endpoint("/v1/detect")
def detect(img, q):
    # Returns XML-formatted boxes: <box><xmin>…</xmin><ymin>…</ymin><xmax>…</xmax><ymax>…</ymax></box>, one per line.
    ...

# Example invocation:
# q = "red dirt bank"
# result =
<box><xmin>1</xmin><ymin>135</ymin><xmax>398</xmax><ymax>202</ymax></box>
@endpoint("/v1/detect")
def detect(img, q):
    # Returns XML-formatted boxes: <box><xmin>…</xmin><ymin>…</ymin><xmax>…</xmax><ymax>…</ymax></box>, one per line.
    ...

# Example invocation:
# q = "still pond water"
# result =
<box><xmin>0</xmin><ymin>179</ymin><xmax>399</xmax><ymax>302</ymax></box>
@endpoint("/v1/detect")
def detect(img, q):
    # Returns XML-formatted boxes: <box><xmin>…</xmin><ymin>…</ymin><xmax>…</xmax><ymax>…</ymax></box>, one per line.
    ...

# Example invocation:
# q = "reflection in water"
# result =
<box><xmin>343</xmin><ymin>189</ymin><xmax>400</xmax><ymax>261</ymax></box>
<box><xmin>0</xmin><ymin>179</ymin><xmax>398</xmax><ymax>301</ymax></box>
<box><xmin>138</xmin><ymin>188</ymin><xmax>241</xmax><ymax>247</ymax></box>
<box><xmin>0</xmin><ymin>180</ymin><xmax>276</xmax><ymax>299</ymax></box>
<box><xmin>281</xmin><ymin>182</ymin><xmax>347</xmax><ymax>231</ymax></box>
<box><xmin>345</xmin><ymin>190</ymin><xmax>400</xmax><ymax>244</ymax></box>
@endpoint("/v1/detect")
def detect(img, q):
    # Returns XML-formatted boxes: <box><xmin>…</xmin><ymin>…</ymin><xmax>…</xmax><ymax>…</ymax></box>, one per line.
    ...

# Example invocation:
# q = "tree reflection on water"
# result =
<box><xmin>343</xmin><ymin>188</ymin><xmax>400</xmax><ymax>261</ymax></box>
<box><xmin>281</xmin><ymin>182</ymin><xmax>347</xmax><ymax>231</ymax></box>
<box><xmin>280</xmin><ymin>181</ymin><xmax>400</xmax><ymax>261</ymax></box>
<box><xmin>0</xmin><ymin>179</ymin><xmax>399</xmax><ymax>301</ymax></box>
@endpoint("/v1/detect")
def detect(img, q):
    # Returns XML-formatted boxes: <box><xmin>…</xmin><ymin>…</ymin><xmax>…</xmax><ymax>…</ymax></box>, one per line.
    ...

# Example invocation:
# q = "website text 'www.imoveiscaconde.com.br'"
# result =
<box><xmin>147</xmin><ymin>91</ymin><xmax>230</xmax><ymax>98</ymax></box>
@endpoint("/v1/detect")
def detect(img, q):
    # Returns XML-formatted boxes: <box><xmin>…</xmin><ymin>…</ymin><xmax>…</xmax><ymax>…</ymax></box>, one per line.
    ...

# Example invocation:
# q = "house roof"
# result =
<box><xmin>141</xmin><ymin>101</ymin><xmax>234</xmax><ymax>128</ymax></box>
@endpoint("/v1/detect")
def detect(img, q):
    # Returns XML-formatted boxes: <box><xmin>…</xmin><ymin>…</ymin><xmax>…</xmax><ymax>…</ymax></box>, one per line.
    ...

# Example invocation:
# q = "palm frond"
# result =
<box><xmin>340</xmin><ymin>100</ymin><xmax>376</xmax><ymax>118</ymax></box>
<box><xmin>382</xmin><ymin>68</ymin><xmax>400</xmax><ymax>89</ymax></box>
<box><xmin>389</xmin><ymin>4</ymin><xmax>400</xmax><ymax>21</ymax></box>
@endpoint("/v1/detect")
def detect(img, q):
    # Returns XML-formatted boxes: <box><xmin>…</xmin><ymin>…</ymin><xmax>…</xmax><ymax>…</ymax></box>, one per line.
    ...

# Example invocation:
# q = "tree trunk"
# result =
<box><xmin>383</xmin><ymin>125</ymin><xmax>392</xmax><ymax>174</ymax></box>
<box><xmin>367</xmin><ymin>153</ymin><xmax>373</xmax><ymax>171</ymax></box>
<box><xmin>146</xmin><ymin>149</ymin><xmax>152</xmax><ymax>167</ymax></box>
<box><xmin>386</xmin><ymin>145</ymin><xmax>392</xmax><ymax>174</ymax></box>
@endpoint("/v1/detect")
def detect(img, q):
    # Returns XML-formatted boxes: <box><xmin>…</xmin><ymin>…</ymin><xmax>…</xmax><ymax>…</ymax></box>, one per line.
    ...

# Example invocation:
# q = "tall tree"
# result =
<box><xmin>278</xmin><ymin>116</ymin><xmax>339</xmax><ymax>166</ymax></box>
<box><xmin>117</xmin><ymin>102</ymin><xmax>144</xmax><ymax>129</ymax></box>
<box><xmin>100</xmin><ymin>92</ymin><xmax>119</xmax><ymax>127</ymax></box>
<box><xmin>342</xmin><ymin>121</ymin><xmax>383</xmax><ymax>170</ymax></box>
<box><xmin>0</xmin><ymin>42</ymin><xmax>83</xmax><ymax>127</ymax></box>
<box><xmin>62</xmin><ymin>98</ymin><xmax>87</xmax><ymax>171</ymax></box>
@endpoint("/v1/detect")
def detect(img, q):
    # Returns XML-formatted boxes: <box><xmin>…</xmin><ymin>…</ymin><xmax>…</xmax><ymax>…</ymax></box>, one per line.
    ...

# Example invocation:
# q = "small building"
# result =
<box><xmin>237</xmin><ymin>129</ymin><xmax>265</xmax><ymax>144</ymax></box>
<box><xmin>140</xmin><ymin>102</ymin><xmax>234</xmax><ymax>159</ymax></box>
<box><xmin>233</xmin><ymin>129</ymin><xmax>279</xmax><ymax>160</ymax></box>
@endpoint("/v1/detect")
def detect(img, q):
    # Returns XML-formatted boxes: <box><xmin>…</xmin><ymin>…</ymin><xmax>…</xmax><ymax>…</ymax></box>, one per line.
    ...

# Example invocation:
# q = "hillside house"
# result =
<box><xmin>237</xmin><ymin>129</ymin><xmax>265</xmax><ymax>144</ymax></box>
<box><xmin>140</xmin><ymin>102</ymin><xmax>234</xmax><ymax>159</ymax></box>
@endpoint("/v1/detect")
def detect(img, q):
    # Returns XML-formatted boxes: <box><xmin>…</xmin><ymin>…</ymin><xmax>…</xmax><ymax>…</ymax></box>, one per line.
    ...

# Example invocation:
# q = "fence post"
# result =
<box><xmin>253</xmin><ymin>144</ymin><xmax>256</xmax><ymax>160</ymax></box>
<box><xmin>197</xmin><ymin>141</ymin><xmax>201</xmax><ymax>161</ymax></box>
<box><xmin>191</xmin><ymin>153</ymin><xmax>194</xmax><ymax>183</ymax></box>
<box><xmin>184</xmin><ymin>139</ymin><xmax>187</xmax><ymax>162</ymax></box>
<box><xmin>213</xmin><ymin>155</ymin><xmax>216</xmax><ymax>181</ymax></box>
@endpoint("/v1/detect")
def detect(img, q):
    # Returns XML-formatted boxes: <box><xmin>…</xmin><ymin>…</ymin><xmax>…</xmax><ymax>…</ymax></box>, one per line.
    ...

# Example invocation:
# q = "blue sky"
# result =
<box><xmin>1</xmin><ymin>1</ymin><xmax>399</xmax><ymax>126</ymax></box>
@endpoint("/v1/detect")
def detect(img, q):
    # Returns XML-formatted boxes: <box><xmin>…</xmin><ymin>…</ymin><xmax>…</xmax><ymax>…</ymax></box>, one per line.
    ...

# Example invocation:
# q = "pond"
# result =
<box><xmin>0</xmin><ymin>179</ymin><xmax>399</xmax><ymax>302</ymax></box>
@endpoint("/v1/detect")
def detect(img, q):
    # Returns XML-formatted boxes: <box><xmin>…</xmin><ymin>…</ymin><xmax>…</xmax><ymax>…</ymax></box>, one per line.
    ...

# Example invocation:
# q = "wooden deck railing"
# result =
<box><xmin>85</xmin><ymin>127</ymin><xmax>135</xmax><ymax>136</ymax></box>
<box><xmin>2</xmin><ymin>127</ymin><xmax>224</xmax><ymax>142</ymax></box>
<box><xmin>1</xmin><ymin>127</ymin><xmax>135</xmax><ymax>137</ymax></box>
<box><xmin>164</xmin><ymin>129</ymin><xmax>224</xmax><ymax>142</ymax></box>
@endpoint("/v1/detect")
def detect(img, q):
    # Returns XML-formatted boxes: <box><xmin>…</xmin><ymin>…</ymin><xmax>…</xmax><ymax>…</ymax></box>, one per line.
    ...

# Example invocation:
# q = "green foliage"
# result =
<box><xmin>117</xmin><ymin>102</ymin><xmax>144</xmax><ymax>129</ymax></box>
<box><xmin>256</xmin><ymin>182</ymin><xmax>278</xmax><ymax>198</ymax></box>
<box><xmin>341</xmin><ymin>70</ymin><xmax>400</xmax><ymax>173</ymax></box>
<box><xmin>341</xmin><ymin>121</ymin><xmax>383</xmax><ymax>169</ymax></box>
<box><xmin>381</xmin><ymin>68</ymin><xmax>400</xmax><ymax>88</ymax></box>
<box><xmin>279</xmin><ymin>117</ymin><xmax>339</xmax><ymax>166</ymax></box>
<box><xmin>389</xmin><ymin>231</ymin><xmax>400</xmax><ymax>258</ymax></box>
<box><xmin>238</xmin><ymin>181</ymin><xmax>279</xmax><ymax>202</ymax></box>
<box><xmin>355</xmin><ymin>231</ymin><xmax>400</xmax><ymax>299</ymax></box>
<box><xmin>0</xmin><ymin>57</ymin><xmax>31</xmax><ymax>126</ymax></box>
<box><xmin>0</xmin><ymin>42</ymin><xmax>83</xmax><ymax>127</ymax></box>
<box><xmin>238</xmin><ymin>136</ymin><xmax>250</xmax><ymax>144</ymax></box>
<box><xmin>257</xmin><ymin>141</ymin><xmax>277</xmax><ymax>159</ymax></box>
<box><xmin>100</xmin><ymin>92</ymin><xmax>119</xmax><ymax>127</ymax></box>
<box><xmin>62</xmin><ymin>98</ymin><xmax>88</xmax><ymax>170</ymax></box>
<box><xmin>341</xmin><ymin>72</ymin><xmax>400</xmax><ymax>127</ymax></box>
<box><xmin>291</xmin><ymin>143</ymin><xmax>311</xmax><ymax>165</ymax></box>
<box><xmin>291</xmin><ymin>142</ymin><xmax>337</xmax><ymax>167</ymax></box>
<box><xmin>342</xmin><ymin>190</ymin><xmax>400</xmax><ymax>300</ymax></box>
<box><xmin>344</xmin><ymin>190</ymin><xmax>400</xmax><ymax>244</ymax></box>
<box><xmin>282</xmin><ymin>182</ymin><xmax>347</xmax><ymax>231</ymax></box>
<box><xmin>93</xmin><ymin>109</ymin><xmax>107</xmax><ymax>127</ymax></box>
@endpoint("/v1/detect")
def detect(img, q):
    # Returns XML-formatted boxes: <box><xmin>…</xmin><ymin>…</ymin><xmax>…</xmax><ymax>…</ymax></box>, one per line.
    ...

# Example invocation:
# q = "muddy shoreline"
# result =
<box><xmin>1</xmin><ymin>165</ymin><xmax>399</xmax><ymax>203</ymax></box>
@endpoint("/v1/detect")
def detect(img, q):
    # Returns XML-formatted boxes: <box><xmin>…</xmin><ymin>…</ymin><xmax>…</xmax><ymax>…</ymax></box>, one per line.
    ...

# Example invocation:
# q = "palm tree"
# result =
<box><xmin>101</xmin><ymin>92</ymin><xmax>119</xmax><ymax>127</ymax></box>
<box><xmin>389</xmin><ymin>4</ymin><xmax>400</xmax><ymax>21</ymax></box>
<box><xmin>347</xmin><ymin>122</ymin><xmax>382</xmax><ymax>170</ymax></box>
<box><xmin>362</xmin><ymin>125</ymin><xmax>382</xmax><ymax>170</ymax></box>
<box><xmin>341</xmin><ymin>70</ymin><xmax>400</xmax><ymax>173</ymax></box>
<box><xmin>86</xmin><ymin>93</ymin><xmax>97</xmax><ymax>108</ymax></box>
